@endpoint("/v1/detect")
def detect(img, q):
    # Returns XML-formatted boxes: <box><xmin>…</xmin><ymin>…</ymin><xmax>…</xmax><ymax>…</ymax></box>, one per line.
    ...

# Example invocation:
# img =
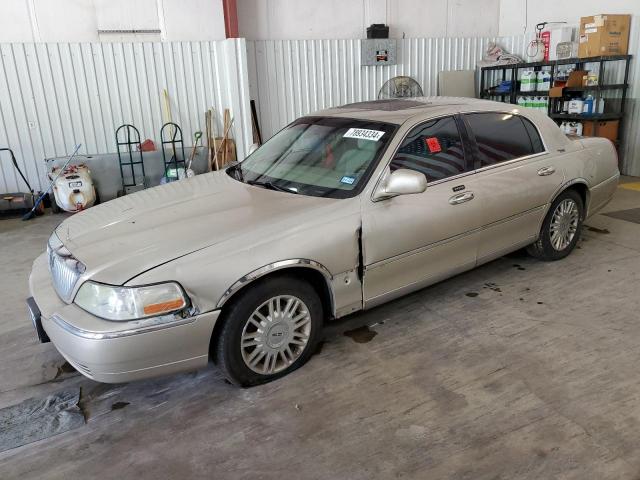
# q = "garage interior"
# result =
<box><xmin>2</xmin><ymin>1</ymin><xmax>640</xmax><ymax>479</ymax></box>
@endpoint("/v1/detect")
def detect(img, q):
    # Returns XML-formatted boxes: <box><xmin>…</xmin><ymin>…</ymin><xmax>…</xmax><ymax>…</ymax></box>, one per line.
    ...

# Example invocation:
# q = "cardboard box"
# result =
<box><xmin>582</xmin><ymin>120</ymin><xmax>619</xmax><ymax>142</ymax></box>
<box><xmin>549</xmin><ymin>70</ymin><xmax>588</xmax><ymax>97</ymax></box>
<box><xmin>542</xmin><ymin>26</ymin><xmax>574</xmax><ymax>61</ymax></box>
<box><xmin>579</xmin><ymin>14</ymin><xmax>631</xmax><ymax>58</ymax></box>
<box><xmin>566</xmin><ymin>70</ymin><xmax>588</xmax><ymax>87</ymax></box>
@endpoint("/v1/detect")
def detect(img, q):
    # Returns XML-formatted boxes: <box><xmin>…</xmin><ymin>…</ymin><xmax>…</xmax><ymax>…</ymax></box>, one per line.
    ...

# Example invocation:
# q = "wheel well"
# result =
<box><xmin>565</xmin><ymin>183</ymin><xmax>589</xmax><ymax>214</ymax></box>
<box><xmin>209</xmin><ymin>267</ymin><xmax>334</xmax><ymax>358</ymax></box>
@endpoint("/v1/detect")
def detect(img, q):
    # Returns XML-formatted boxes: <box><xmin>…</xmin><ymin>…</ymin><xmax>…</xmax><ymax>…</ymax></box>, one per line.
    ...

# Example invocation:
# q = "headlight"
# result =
<box><xmin>74</xmin><ymin>281</ymin><xmax>188</xmax><ymax>321</ymax></box>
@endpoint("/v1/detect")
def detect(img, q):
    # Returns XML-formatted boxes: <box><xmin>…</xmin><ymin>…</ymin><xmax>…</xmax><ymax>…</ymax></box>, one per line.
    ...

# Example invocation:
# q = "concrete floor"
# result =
<box><xmin>1</xmin><ymin>178</ymin><xmax>640</xmax><ymax>479</ymax></box>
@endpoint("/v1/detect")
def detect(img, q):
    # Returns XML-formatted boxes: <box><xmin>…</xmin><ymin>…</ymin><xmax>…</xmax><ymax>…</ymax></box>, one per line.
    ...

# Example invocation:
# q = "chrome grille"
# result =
<box><xmin>48</xmin><ymin>233</ymin><xmax>84</xmax><ymax>303</ymax></box>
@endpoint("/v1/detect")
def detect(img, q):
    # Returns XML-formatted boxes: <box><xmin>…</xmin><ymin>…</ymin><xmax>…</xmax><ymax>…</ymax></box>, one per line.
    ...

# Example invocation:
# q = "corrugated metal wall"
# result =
<box><xmin>247</xmin><ymin>34</ymin><xmax>639</xmax><ymax>176</ymax></box>
<box><xmin>246</xmin><ymin>36</ymin><xmax>526</xmax><ymax>139</ymax></box>
<box><xmin>619</xmin><ymin>17</ymin><xmax>640</xmax><ymax>177</ymax></box>
<box><xmin>0</xmin><ymin>39</ymin><xmax>252</xmax><ymax>192</ymax></box>
<box><xmin>1</xmin><ymin>33</ymin><xmax>637</xmax><ymax>193</ymax></box>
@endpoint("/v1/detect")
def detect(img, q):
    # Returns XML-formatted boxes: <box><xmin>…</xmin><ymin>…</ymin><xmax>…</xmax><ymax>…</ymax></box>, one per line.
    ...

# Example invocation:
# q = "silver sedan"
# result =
<box><xmin>28</xmin><ymin>97</ymin><xmax>620</xmax><ymax>386</ymax></box>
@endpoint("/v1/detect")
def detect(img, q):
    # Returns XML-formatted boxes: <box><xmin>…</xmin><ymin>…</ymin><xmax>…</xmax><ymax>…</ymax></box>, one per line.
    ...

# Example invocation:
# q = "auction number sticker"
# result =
<box><xmin>343</xmin><ymin>128</ymin><xmax>385</xmax><ymax>141</ymax></box>
<box><xmin>340</xmin><ymin>176</ymin><xmax>356</xmax><ymax>185</ymax></box>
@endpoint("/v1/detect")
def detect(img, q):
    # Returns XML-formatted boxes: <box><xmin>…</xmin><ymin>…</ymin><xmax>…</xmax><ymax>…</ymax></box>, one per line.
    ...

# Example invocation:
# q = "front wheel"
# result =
<box><xmin>213</xmin><ymin>275</ymin><xmax>323</xmax><ymax>387</ymax></box>
<box><xmin>527</xmin><ymin>189</ymin><xmax>584</xmax><ymax>261</ymax></box>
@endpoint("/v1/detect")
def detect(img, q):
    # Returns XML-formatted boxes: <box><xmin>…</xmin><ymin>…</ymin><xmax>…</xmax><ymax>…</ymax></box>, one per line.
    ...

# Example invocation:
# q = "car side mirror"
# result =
<box><xmin>373</xmin><ymin>168</ymin><xmax>427</xmax><ymax>200</ymax></box>
<box><xmin>248</xmin><ymin>143</ymin><xmax>260</xmax><ymax>155</ymax></box>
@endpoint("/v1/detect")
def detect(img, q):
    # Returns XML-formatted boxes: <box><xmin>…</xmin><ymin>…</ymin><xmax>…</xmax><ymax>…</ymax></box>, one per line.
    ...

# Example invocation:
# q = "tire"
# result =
<box><xmin>213</xmin><ymin>275</ymin><xmax>323</xmax><ymax>387</ymax></box>
<box><xmin>527</xmin><ymin>189</ymin><xmax>584</xmax><ymax>261</ymax></box>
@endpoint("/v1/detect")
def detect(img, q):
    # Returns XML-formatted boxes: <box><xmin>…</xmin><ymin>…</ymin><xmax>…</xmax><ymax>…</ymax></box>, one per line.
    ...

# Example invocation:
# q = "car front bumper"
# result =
<box><xmin>28</xmin><ymin>252</ymin><xmax>220</xmax><ymax>383</ymax></box>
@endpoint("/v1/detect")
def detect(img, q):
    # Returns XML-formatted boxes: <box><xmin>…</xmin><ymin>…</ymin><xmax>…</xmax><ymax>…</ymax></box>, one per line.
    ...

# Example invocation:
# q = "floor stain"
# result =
<box><xmin>465</xmin><ymin>292</ymin><xmax>479</xmax><ymax>298</ymax></box>
<box><xmin>484</xmin><ymin>282</ymin><xmax>502</xmax><ymax>293</ymax></box>
<box><xmin>110</xmin><ymin>401</ymin><xmax>130</xmax><ymax>411</ymax></box>
<box><xmin>344</xmin><ymin>326</ymin><xmax>378</xmax><ymax>344</ymax></box>
<box><xmin>587</xmin><ymin>226</ymin><xmax>610</xmax><ymax>234</ymax></box>
<box><xmin>512</xmin><ymin>264</ymin><xmax>526</xmax><ymax>271</ymax></box>
<box><xmin>537</xmin><ymin>301</ymin><xmax>544</xmax><ymax>305</ymax></box>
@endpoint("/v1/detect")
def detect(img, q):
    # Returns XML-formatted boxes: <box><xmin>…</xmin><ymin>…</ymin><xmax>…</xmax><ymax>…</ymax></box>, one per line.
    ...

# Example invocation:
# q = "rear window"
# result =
<box><xmin>464</xmin><ymin>113</ymin><xmax>544</xmax><ymax>168</ymax></box>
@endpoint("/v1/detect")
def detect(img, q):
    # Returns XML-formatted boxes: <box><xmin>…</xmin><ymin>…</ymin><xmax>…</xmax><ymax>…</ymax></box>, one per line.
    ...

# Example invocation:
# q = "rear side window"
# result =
<box><xmin>390</xmin><ymin>116</ymin><xmax>467</xmax><ymax>182</ymax></box>
<box><xmin>465</xmin><ymin>113</ymin><xmax>544</xmax><ymax>168</ymax></box>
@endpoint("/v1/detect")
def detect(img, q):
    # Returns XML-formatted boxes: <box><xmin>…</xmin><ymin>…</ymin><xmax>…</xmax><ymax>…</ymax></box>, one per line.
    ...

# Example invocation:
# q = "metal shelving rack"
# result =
<box><xmin>479</xmin><ymin>55</ymin><xmax>632</xmax><ymax>143</ymax></box>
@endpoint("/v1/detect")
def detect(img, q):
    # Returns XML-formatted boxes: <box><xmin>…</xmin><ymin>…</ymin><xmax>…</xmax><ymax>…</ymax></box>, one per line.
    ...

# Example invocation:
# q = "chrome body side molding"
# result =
<box><xmin>216</xmin><ymin>259</ymin><xmax>336</xmax><ymax>314</ymax></box>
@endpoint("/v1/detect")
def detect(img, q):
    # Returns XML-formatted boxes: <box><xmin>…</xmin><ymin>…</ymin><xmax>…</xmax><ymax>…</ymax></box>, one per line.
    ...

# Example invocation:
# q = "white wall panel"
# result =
<box><xmin>247</xmin><ymin>36</ymin><xmax>528</xmax><ymax>139</ymax></box>
<box><xmin>0</xmin><ymin>39</ymin><xmax>252</xmax><ymax>192</ymax></box>
<box><xmin>238</xmin><ymin>0</ymin><xmax>501</xmax><ymax>40</ymax></box>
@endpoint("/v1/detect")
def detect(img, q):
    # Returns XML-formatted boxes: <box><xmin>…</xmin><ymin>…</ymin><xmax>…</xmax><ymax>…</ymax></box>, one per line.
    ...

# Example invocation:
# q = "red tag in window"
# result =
<box><xmin>426</xmin><ymin>137</ymin><xmax>441</xmax><ymax>153</ymax></box>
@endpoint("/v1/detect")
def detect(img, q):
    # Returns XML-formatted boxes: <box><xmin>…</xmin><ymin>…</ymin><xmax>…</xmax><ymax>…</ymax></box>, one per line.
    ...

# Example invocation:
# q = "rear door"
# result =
<box><xmin>362</xmin><ymin>115</ymin><xmax>485</xmax><ymax>306</ymax></box>
<box><xmin>462</xmin><ymin>112</ymin><xmax>565</xmax><ymax>263</ymax></box>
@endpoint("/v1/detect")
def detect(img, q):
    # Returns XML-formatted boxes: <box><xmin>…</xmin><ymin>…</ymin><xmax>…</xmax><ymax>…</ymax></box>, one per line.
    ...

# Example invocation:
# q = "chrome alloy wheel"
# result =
<box><xmin>240</xmin><ymin>295</ymin><xmax>312</xmax><ymax>374</ymax></box>
<box><xmin>550</xmin><ymin>198</ymin><xmax>580</xmax><ymax>251</ymax></box>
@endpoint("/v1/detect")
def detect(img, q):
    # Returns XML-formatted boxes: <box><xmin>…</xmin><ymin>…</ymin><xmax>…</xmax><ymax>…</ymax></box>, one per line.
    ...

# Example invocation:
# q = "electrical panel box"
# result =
<box><xmin>361</xmin><ymin>39</ymin><xmax>396</xmax><ymax>66</ymax></box>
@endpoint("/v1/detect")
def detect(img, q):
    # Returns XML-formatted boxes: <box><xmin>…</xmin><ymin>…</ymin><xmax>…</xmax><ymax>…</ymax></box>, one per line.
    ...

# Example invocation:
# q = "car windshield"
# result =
<box><xmin>229</xmin><ymin>116</ymin><xmax>397</xmax><ymax>198</ymax></box>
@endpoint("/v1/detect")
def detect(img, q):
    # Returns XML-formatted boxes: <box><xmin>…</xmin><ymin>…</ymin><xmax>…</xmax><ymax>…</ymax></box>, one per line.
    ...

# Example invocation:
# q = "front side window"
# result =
<box><xmin>389</xmin><ymin>116</ymin><xmax>468</xmax><ymax>182</ymax></box>
<box><xmin>464</xmin><ymin>113</ymin><xmax>544</xmax><ymax>168</ymax></box>
<box><xmin>230</xmin><ymin>116</ymin><xmax>396</xmax><ymax>198</ymax></box>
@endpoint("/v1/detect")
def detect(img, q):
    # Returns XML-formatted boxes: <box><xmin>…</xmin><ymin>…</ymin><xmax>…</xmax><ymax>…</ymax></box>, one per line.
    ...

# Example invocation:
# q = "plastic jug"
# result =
<box><xmin>583</xmin><ymin>95</ymin><xmax>594</xmax><ymax>115</ymax></box>
<box><xmin>521</xmin><ymin>71</ymin><xmax>536</xmax><ymax>92</ymax></box>
<box><xmin>537</xmin><ymin>71</ymin><xmax>551</xmax><ymax>91</ymax></box>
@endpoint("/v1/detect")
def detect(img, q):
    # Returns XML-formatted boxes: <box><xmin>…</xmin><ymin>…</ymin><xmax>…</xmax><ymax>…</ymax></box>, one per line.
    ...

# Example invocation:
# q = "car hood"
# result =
<box><xmin>55</xmin><ymin>170</ymin><xmax>342</xmax><ymax>285</ymax></box>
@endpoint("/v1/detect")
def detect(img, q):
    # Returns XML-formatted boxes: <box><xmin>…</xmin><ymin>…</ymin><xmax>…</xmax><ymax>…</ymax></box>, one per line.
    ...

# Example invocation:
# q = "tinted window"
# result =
<box><xmin>390</xmin><ymin>116</ymin><xmax>467</xmax><ymax>182</ymax></box>
<box><xmin>465</xmin><ymin>113</ymin><xmax>544</xmax><ymax>168</ymax></box>
<box><xmin>522</xmin><ymin>117</ymin><xmax>545</xmax><ymax>153</ymax></box>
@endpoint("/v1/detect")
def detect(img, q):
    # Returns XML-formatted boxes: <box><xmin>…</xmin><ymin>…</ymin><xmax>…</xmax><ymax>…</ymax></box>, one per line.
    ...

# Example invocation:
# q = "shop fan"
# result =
<box><xmin>378</xmin><ymin>76</ymin><xmax>424</xmax><ymax>99</ymax></box>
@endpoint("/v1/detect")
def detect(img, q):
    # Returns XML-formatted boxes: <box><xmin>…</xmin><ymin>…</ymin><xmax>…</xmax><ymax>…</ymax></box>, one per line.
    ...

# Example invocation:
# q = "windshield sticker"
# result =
<box><xmin>425</xmin><ymin>137</ymin><xmax>442</xmax><ymax>153</ymax></box>
<box><xmin>343</xmin><ymin>128</ymin><xmax>385</xmax><ymax>141</ymax></box>
<box><xmin>340</xmin><ymin>176</ymin><xmax>356</xmax><ymax>185</ymax></box>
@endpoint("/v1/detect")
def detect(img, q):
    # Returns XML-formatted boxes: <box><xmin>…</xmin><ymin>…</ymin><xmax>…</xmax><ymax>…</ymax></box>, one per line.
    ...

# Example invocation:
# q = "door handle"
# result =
<box><xmin>449</xmin><ymin>191</ymin><xmax>474</xmax><ymax>205</ymax></box>
<box><xmin>537</xmin><ymin>166</ymin><xmax>556</xmax><ymax>176</ymax></box>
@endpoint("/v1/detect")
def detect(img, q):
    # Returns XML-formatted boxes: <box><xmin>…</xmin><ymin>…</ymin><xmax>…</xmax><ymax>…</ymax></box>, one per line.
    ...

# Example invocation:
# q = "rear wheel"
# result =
<box><xmin>527</xmin><ymin>189</ymin><xmax>584</xmax><ymax>261</ymax></box>
<box><xmin>214</xmin><ymin>275</ymin><xmax>323</xmax><ymax>387</ymax></box>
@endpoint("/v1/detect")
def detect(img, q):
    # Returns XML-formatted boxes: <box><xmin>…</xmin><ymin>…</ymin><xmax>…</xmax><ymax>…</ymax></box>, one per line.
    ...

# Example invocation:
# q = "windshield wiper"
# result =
<box><xmin>246</xmin><ymin>179</ymin><xmax>297</xmax><ymax>194</ymax></box>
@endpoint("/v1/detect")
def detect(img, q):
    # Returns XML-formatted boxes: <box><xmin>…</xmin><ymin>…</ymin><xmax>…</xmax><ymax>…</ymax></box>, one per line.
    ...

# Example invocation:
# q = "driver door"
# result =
<box><xmin>362</xmin><ymin>115</ymin><xmax>484</xmax><ymax>306</ymax></box>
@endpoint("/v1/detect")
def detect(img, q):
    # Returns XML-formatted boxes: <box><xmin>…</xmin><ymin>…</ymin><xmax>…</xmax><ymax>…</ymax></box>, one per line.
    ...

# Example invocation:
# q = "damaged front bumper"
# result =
<box><xmin>28</xmin><ymin>252</ymin><xmax>220</xmax><ymax>383</ymax></box>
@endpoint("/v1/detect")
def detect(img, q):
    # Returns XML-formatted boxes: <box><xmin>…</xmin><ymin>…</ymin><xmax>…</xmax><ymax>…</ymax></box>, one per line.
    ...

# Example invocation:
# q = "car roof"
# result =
<box><xmin>312</xmin><ymin>97</ymin><xmax>516</xmax><ymax>125</ymax></box>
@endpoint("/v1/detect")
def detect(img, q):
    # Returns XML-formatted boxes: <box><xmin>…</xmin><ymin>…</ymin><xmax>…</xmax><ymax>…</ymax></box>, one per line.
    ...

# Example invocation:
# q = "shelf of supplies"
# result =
<box><xmin>550</xmin><ymin>113</ymin><xmax>622</xmax><ymax>121</ymax></box>
<box><xmin>564</xmin><ymin>84</ymin><xmax>628</xmax><ymax>93</ymax></box>
<box><xmin>516</xmin><ymin>91</ymin><xmax>549</xmax><ymax>96</ymax></box>
<box><xmin>480</xmin><ymin>54</ymin><xmax>632</xmax><ymax>71</ymax></box>
<box><xmin>481</xmin><ymin>90</ymin><xmax>511</xmax><ymax>97</ymax></box>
